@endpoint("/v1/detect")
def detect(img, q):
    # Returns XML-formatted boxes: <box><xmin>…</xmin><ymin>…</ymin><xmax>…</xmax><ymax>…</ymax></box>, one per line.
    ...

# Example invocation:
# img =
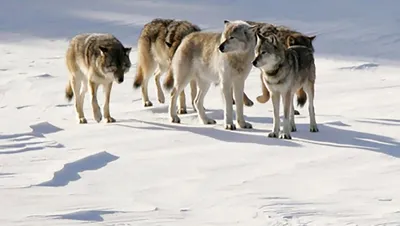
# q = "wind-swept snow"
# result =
<box><xmin>1</xmin><ymin>1</ymin><xmax>400</xmax><ymax>225</ymax></box>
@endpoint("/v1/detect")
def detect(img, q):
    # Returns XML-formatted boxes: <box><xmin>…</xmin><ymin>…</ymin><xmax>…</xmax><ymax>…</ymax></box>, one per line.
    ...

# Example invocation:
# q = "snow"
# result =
<box><xmin>1</xmin><ymin>0</ymin><xmax>400</xmax><ymax>225</ymax></box>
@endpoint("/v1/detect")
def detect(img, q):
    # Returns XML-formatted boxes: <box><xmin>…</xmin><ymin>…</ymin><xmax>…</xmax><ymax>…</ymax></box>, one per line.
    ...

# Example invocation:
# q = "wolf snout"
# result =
<box><xmin>116</xmin><ymin>77</ymin><xmax>124</xmax><ymax>84</ymax></box>
<box><xmin>218</xmin><ymin>44</ymin><xmax>225</xmax><ymax>52</ymax></box>
<box><xmin>252</xmin><ymin>60</ymin><xmax>257</xmax><ymax>67</ymax></box>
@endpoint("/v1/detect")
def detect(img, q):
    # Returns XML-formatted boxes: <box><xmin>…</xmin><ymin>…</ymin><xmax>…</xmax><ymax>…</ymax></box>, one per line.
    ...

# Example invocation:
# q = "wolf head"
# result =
<box><xmin>286</xmin><ymin>33</ymin><xmax>316</xmax><ymax>52</ymax></box>
<box><xmin>98</xmin><ymin>46</ymin><xmax>132</xmax><ymax>84</ymax></box>
<box><xmin>252</xmin><ymin>33</ymin><xmax>285</xmax><ymax>72</ymax></box>
<box><xmin>218</xmin><ymin>20</ymin><xmax>257</xmax><ymax>53</ymax></box>
<box><xmin>165</xmin><ymin>20</ymin><xmax>201</xmax><ymax>60</ymax></box>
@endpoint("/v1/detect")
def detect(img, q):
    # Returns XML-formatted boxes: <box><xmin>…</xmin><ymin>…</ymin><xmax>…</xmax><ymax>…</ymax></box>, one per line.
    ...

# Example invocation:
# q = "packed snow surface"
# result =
<box><xmin>1</xmin><ymin>1</ymin><xmax>400</xmax><ymax>225</ymax></box>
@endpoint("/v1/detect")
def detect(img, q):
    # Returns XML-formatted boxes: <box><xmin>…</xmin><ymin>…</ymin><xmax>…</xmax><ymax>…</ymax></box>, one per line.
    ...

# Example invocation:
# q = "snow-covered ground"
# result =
<box><xmin>1</xmin><ymin>1</ymin><xmax>400</xmax><ymax>225</ymax></box>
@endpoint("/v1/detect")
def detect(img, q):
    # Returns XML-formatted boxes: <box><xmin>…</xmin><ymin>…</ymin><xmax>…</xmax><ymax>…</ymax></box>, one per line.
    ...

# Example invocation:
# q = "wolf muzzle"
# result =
<box><xmin>218</xmin><ymin>43</ymin><xmax>226</xmax><ymax>53</ymax></box>
<box><xmin>114</xmin><ymin>70</ymin><xmax>124</xmax><ymax>84</ymax></box>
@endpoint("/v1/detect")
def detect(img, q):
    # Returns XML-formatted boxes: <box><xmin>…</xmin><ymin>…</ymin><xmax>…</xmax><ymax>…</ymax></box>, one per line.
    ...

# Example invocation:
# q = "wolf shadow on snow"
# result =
<box><xmin>118</xmin><ymin>107</ymin><xmax>400</xmax><ymax>158</ymax></box>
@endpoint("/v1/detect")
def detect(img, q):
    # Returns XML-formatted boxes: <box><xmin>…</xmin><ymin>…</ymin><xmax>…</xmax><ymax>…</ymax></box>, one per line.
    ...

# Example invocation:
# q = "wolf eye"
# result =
<box><xmin>229</xmin><ymin>37</ymin><xmax>234</xmax><ymax>40</ymax></box>
<box><xmin>261</xmin><ymin>51</ymin><xmax>267</xmax><ymax>55</ymax></box>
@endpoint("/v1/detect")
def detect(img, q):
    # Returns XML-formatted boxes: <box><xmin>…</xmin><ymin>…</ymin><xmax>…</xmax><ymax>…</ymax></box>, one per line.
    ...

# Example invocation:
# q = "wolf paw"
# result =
<box><xmin>256</xmin><ymin>95</ymin><xmax>269</xmax><ymax>104</ymax></box>
<box><xmin>171</xmin><ymin>115</ymin><xmax>181</xmax><ymax>124</ymax></box>
<box><xmin>310</xmin><ymin>125</ymin><xmax>319</xmax><ymax>132</ymax></box>
<box><xmin>105</xmin><ymin>117</ymin><xmax>116</xmax><ymax>123</ymax></box>
<box><xmin>158</xmin><ymin>95</ymin><xmax>165</xmax><ymax>104</ymax></box>
<box><xmin>144</xmin><ymin>101</ymin><xmax>153</xmax><ymax>107</ymax></box>
<box><xmin>177</xmin><ymin>108</ymin><xmax>187</xmax><ymax>114</ymax></box>
<box><xmin>93</xmin><ymin>111</ymin><xmax>102</xmax><ymax>123</ymax></box>
<box><xmin>79</xmin><ymin>118</ymin><xmax>87</xmax><ymax>124</ymax></box>
<box><xmin>202</xmin><ymin>118</ymin><xmax>216</xmax><ymax>125</ymax></box>
<box><xmin>294</xmin><ymin>110</ymin><xmax>300</xmax><ymax>115</ymax></box>
<box><xmin>267</xmin><ymin>132</ymin><xmax>278</xmax><ymax>138</ymax></box>
<box><xmin>225</xmin><ymin>123</ymin><xmax>237</xmax><ymax>130</ymax></box>
<box><xmin>238</xmin><ymin>121</ymin><xmax>252</xmax><ymax>129</ymax></box>
<box><xmin>244</xmin><ymin>99</ymin><xmax>254</xmax><ymax>107</ymax></box>
<box><xmin>279</xmin><ymin>132</ymin><xmax>292</xmax><ymax>139</ymax></box>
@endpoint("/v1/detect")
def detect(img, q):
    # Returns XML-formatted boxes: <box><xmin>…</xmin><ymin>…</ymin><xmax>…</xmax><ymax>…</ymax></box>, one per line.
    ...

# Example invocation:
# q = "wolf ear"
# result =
<box><xmin>224</xmin><ymin>20</ymin><xmax>230</xmax><ymax>25</ymax></box>
<box><xmin>99</xmin><ymin>46</ymin><xmax>108</xmax><ymax>55</ymax></box>
<box><xmin>266</xmin><ymin>35</ymin><xmax>278</xmax><ymax>45</ymax></box>
<box><xmin>286</xmin><ymin>36</ymin><xmax>296</xmax><ymax>47</ymax></box>
<box><xmin>249</xmin><ymin>25</ymin><xmax>258</xmax><ymax>33</ymax></box>
<box><xmin>124</xmin><ymin>47</ymin><xmax>132</xmax><ymax>55</ymax></box>
<box><xmin>165</xmin><ymin>41</ymin><xmax>172</xmax><ymax>48</ymax></box>
<box><xmin>256</xmin><ymin>32</ymin><xmax>265</xmax><ymax>41</ymax></box>
<box><xmin>308</xmin><ymin>35</ymin><xmax>316</xmax><ymax>42</ymax></box>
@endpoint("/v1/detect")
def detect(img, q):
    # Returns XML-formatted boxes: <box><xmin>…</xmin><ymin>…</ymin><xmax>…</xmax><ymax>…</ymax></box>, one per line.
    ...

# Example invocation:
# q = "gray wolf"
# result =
<box><xmin>133</xmin><ymin>18</ymin><xmax>201</xmax><ymax>113</ymax></box>
<box><xmin>164</xmin><ymin>20</ymin><xmax>257</xmax><ymax>130</ymax></box>
<box><xmin>65</xmin><ymin>33</ymin><xmax>131</xmax><ymax>123</ymax></box>
<box><xmin>252</xmin><ymin>33</ymin><xmax>319</xmax><ymax>139</ymax></box>
<box><xmin>246</xmin><ymin>21</ymin><xmax>316</xmax><ymax>115</ymax></box>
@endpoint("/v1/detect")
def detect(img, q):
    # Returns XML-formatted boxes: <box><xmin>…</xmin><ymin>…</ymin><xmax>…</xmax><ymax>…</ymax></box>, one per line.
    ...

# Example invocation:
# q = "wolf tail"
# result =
<box><xmin>133</xmin><ymin>66</ymin><xmax>144</xmax><ymax>88</ymax></box>
<box><xmin>296</xmin><ymin>87</ymin><xmax>307</xmax><ymax>107</ymax></box>
<box><xmin>133</xmin><ymin>37</ymin><xmax>151</xmax><ymax>89</ymax></box>
<box><xmin>163</xmin><ymin>67</ymin><xmax>174</xmax><ymax>91</ymax></box>
<box><xmin>65</xmin><ymin>82</ymin><xmax>74</xmax><ymax>102</ymax></box>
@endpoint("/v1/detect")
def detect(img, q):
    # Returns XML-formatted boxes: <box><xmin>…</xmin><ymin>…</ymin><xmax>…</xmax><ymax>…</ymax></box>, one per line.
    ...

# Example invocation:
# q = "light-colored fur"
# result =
<box><xmin>252</xmin><ymin>33</ymin><xmax>318</xmax><ymax>139</ymax></box>
<box><xmin>65</xmin><ymin>33</ymin><xmax>131</xmax><ymax>124</ymax></box>
<box><xmin>133</xmin><ymin>18</ymin><xmax>200</xmax><ymax>113</ymax></box>
<box><xmin>164</xmin><ymin>20</ymin><xmax>257</xmax><ymax>130</ymax></box>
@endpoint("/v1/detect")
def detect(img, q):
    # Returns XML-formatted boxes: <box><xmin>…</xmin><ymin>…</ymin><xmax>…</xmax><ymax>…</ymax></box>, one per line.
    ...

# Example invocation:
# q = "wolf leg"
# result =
<box><xmin>232</xmin><ymin>78</ymin><xmax>252</xmax><ymax>129</ymax></box>
<box><xmin>103</xmin><ymin>82</ymin><xmax>116</xmax><ymax>123</ymax></box>
<box><xmin>221</xmin><ymin>77</ymin><xmax>235</xmax><ymax>130</ymax></box>
<box><xmin>243</xmin><ymin>92</ymin><xmax>254</xmax><ymax>107</ymax></box>
<box><xmin>178</xmin><ymin>90</ymin><xmax>187</xmax><ymax>114</ymax></box>
<box><xmin>154</xmin><ymin>67</ymin><xmax>165</xmax><ymax>104</ymax></box>
<box><xmin>194</xmin><ymin>78</ymin><xmax>215</xmax><ymax>125</ymax></box>
<box><xmin>268</xmin><ymin>92</ymin><xmax>280</xmax><ymax>138</ymax></box>
<box><xmin>256</xmin><ymin>72</ymin><xmax>270</xmax><ymax>103</ymax></box>
<box><xmin>134</xmin><ymin>39</ymin><xmax>156</xmax><ymax>107</ymax></box>
<box><xmin>190</xmin><ymin>80</ymin><xmax>198</xmax><ymax>112</ymax></box>
<box><xmin>304</xmin><ymin>82</ymin><xmax>319</xmax><ymax>132</ymax></box>
<box><xmin>280</xmin><ymin>91</ymin><xmax>293</xmax><ymax>139</ymax></box>
<box><xmin>89</xmin><ymin>81</ymin><xmax>102</xmax><ymax>123</ymax></box>
<box><xmin>290</xmin><ymin>99</ymin><xmax>297</xmax><ymax>132</ymax></box>
<box><xmin>71</xmin><ymin>75</ymin><xmax>87</xmax><ymax>124</ymax></box>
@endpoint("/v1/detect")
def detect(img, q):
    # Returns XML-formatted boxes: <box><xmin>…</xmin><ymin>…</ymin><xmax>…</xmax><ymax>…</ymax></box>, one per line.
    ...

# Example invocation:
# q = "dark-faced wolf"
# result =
<box><xmin>247</xmin><ymin>21</ymin><xmax>316</xmax><ymax>115</ymax></box>
<box><xmin>252</xmin><ymin>33</ymin><xmax>319</xmax><ymax>139</ymax></box>
<box><xmin>65</xmin><ymin>33</ymin><xmax>131</xmax><ymax>123</ymax></box>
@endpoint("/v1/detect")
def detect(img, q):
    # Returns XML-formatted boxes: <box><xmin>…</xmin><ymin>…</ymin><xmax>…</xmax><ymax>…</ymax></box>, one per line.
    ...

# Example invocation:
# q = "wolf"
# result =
<box><xmin>164</xmin><ymin>20</ymin><xmax>257</xmax><ymax>130</ymax></box>
<box><xmin>133</xmin><ymin>18</ymin><xmax>254</xmax><ymax>113</ymax></box>
<box><xmin>252</xmin><ymin>33</ymin><xmax>319</xmax><ymax>139</ymax></box>
<box><xmin>133</xmin><ymin>18</ymin><xmax>201</xmax><ymax>113</ymax></box>
<box><xmin>246</xmin><ymin>21</ymin><xmax>316</xmax><ymax>115</ymax></box>
<box><xmin>65</xmin><ymin>33</ymin><xmax>131</xmax><ymax>124</ymax></box>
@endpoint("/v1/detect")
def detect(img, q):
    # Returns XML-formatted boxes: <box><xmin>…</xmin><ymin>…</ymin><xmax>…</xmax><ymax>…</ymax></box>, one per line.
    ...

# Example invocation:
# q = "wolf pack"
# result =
<box><xmin>64</xmin><ymin>18</ymin><xmax>318</xmax><ymax>140</ymax></box>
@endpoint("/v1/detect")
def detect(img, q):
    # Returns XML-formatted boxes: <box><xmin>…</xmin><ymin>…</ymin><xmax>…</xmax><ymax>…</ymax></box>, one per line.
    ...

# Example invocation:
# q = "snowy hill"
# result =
<box><xmin>1</xmin><ymin>1</ymin><xmax>400</xmax><ymax>225</ymax></box>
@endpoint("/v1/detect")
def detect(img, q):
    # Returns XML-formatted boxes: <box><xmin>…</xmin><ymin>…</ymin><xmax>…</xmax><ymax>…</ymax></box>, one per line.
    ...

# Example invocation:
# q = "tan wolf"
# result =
<box><xmin>133</xmin><ymin>18</ymin><xmax>201</xmax><ymax>113</ymax></box>
<box><xmin>133</xmin><ymin>18</ymin><xmax>254</xmax><ymax>113</ymax></box>
<box><xmin>65</xmin><ymin>33</ymin><xmax>131</xmax><ymax>124</ymax></box>
<box><xmin>164</xmin><ymin>20</ymin><xmax>257</xmax><ymax>130</ymax></box>
<box><xmin>252</xmin><ymin>33</ymin><xmax>319</xmax><ymax>139</ymax></box>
